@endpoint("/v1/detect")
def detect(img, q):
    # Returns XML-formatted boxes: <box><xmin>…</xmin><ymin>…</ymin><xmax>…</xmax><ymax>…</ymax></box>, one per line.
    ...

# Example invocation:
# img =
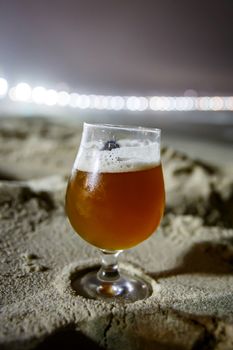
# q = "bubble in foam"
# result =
<box><xmin>74</xmin><ymin>139</ymin><xmax>160</xmax><ymax>173</ymax></box>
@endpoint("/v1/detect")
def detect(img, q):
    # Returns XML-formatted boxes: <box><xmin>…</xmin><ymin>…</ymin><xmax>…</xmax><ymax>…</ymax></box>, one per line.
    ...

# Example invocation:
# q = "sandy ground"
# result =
<box><xmin>0</xmin><ymin>117</ymin><xmax>233</xmax><ymax>349</ymax></box>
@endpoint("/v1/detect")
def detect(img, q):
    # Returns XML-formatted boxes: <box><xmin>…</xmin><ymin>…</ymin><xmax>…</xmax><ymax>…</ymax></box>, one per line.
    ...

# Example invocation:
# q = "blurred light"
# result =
<box><xmin>8</xmin><ymin>87</ymin><xmax>17</xmax><ymax>101</ymax></box>
<box><xmin>1</xmin><ymin>77</ymin><xmax>233</xmax><ymax>111</ymax></box>
<box><xmin>109</xmin><ymin>96</ymin><xmax>125</xmax><ymax>110</ymax></box>
<box><xmin>44</xmin><ymin>89</ymin><xmax>58</xmax><ymax>106</ymax></box>
<box><xmin>126</xmin><ymin>96</ymin><xmax>148</xmax><ymax>111</ymax></box>
<box><xmin>185</xmin><ymin>97</ymin><xmax>195</xmax><ymax>110</ymax></box>
<box><xmin>184</xmin><ymin>89</ymin><xmax>198</xmax><ymax>97</ymax></box>
<box><xmin>159</xmin><ymin>97</ymin><xmax>170</xmax><ymax>110</ymax></box>
<box><xmin>175</xmin><ymin>97</ymin><xmax>194</xmax><ymax>111</ymax></box>
<box><xmin>101</xmin><ymin>96</ymin><xmax>111</xmax><ymax>109</ymax></box>
<box><xmin>166</xmin><ymin>97</ymin><xmax>177</xmax><ymax>110</ymax></box>
<box><xmin>89</xmin><ymin>95</ymin><xmax>96</xmax><ymax>109</ymax></box>
<box><xmin>69</xmin><ymin>93</ymin><xmax>80</xmax><ymax>108</ymax></box>
<box><xmin>57</xmin><ymin>91</ymin><xmax>70</xmax><ymax>106</ymax></box>
<box><xmin>209</xmin><ymin>97</ymin><xmax>224</xmax><ymax>111</ymax></box>
<box><xmin>79</xmin><ymin>95</ymin><xmax>91</xmax><ymax>109</ymax></box>
<box><xmin>138</xmin><ymin>97</ymin><xmax>148</xmax><ymax>111</ymax></box>
<box><xmin>90</xmin><ymin>95</ymin><xmax>109</xmax><ymax>109</ymax></box>
<box><xmin>126</xmin><ymin>96</ymin><xmax>140</xmax><ymax>111</ymax></box>
<box><xmin>14</xmin><ymin>83</ymin><xmax>31</xmax><ymax>101</ymax></box>
<box><xmin>225</xmin><ymin>97</ymin><xmax>233</xmax><ymax>111</ymax></box>
<box><xmin>161</xmin><ymin>97</ymin><xmax>175</xmax><ymax>111</ymax></box>
<box><xmin>32</xmin><ymin>86</ymin><xmax>46</xmax><ymax>104</ymax></box>
<box><xmin>0</xmin><ymin>78</ymin><xmax>8</xmax><ymax>97</ymax></box>
<box><xmin>198</xmin><ymin>97</ymin><xmax>211</xmax><ymax>111</ymax></box>
<box><xmin>149</xmin><ymin>96</ymin><xmax>165</xmax><ymax>110</ymax></box>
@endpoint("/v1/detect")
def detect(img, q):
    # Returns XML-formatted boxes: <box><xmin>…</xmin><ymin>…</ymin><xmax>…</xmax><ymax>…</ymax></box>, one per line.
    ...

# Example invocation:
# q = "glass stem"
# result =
<box><xmin>97</xmin><ymin>250</ymin><xmax>122</xmax><ymax>282</ymax></box>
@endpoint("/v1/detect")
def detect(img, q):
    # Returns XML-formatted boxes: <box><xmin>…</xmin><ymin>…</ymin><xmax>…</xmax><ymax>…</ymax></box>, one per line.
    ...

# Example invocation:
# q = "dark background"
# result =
<box><xmin>0</xmin><ymin>0</ymin><xmax>233</xmax><ymax>95</ymax></box>
<box><xmin>0</xmin><ymin>0</ymin><xmax>232</xmax><ymax>163</ymax></box>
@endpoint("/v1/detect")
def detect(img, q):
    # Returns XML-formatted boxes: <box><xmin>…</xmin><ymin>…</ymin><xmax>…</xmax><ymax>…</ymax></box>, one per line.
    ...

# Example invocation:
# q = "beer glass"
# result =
<box><xmin>65</xmin><ymin>123</ymin><xmax>165</xmax><ymax>302</ymax></box>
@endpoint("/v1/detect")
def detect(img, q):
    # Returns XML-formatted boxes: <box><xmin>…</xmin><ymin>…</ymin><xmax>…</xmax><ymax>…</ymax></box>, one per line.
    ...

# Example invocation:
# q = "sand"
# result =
<box><xmin>0</xmin><ymin>117</ymin><xmax>233</xmax><ymax>350</ymax></box>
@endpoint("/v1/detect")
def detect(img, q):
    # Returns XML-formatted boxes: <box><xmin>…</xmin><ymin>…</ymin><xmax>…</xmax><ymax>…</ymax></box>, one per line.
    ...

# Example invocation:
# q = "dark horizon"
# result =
<box><xmin>0</xmin><ymin>0</ymin><xmax>233</xmax><ymax>95</ymax></box>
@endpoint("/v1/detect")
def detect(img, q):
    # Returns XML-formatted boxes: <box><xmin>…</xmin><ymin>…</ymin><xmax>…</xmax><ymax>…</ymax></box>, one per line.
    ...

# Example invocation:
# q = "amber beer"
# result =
<box><xmin>66</xmin><ymin>164</ymin><xmax>165</xmax><ymax>251</ymax></box>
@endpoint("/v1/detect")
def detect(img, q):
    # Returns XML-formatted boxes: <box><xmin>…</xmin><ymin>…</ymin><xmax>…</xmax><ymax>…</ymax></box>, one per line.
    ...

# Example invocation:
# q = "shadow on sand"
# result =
<box><xmin>150</xmin><ymin>239</ymin><xmax>233</xmax><ymax>279</ymax></box>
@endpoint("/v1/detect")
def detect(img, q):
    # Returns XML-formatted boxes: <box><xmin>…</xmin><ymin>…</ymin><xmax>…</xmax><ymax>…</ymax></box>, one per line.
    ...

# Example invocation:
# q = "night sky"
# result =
<box><xmin>0</xmin><ymin>0</ymin><xmax>233</xmax><ymax>95</ymax></box>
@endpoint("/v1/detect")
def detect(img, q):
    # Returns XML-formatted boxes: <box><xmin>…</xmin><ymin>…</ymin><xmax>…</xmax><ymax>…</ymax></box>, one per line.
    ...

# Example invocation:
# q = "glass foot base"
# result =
<box><xmin>72</xmin><ymin>268</ymin><xmax>152</xmax><ymax>303</ymax></box>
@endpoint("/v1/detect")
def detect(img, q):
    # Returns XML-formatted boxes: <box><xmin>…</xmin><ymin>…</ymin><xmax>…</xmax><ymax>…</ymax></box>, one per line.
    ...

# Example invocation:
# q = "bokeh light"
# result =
<box><xmin>31</xmin><ymin>86</ymin><xmax>46</xmax><ymax>104</ymax></box>
<box><xmin>0</xmin><ymin>78</ymin><xmax>8</xmax><ymax>97</ymax></box>
<box><xmin>57</xmin><ymin>91</ymin><xmax>70</xmax><ymax>106</ymax></box>
<box><xmin>109</xmin><ymin>96</ymin><xmax>125</xmax><ymax>110</ymax></box>
<box><xmin>44</xmin><ymin>89</ymin><xmax>58</xmax><ymax>106</ymax></box>
<box><xmin>1</xmin><ymin>78</ymin><xmax>232</xmax><ymax>111</ymax></box>
<box><xmin>14</xmin><ymin>83</ymin><xmax>31</xmax><ymax>101</ymax></box>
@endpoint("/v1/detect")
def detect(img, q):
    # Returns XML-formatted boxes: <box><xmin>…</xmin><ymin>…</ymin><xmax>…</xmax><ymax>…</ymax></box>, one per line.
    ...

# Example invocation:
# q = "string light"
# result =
<box><xmin>1</xmin><ymin>77</ymin><xmax>233</xmax><ymax>111</ymax></box>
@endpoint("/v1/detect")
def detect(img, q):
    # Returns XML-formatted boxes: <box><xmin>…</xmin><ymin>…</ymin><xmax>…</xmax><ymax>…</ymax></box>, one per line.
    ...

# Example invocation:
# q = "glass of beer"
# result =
<box><xmin>65</xmin><ymin>123</ymin><xmax>165</xmax><ymax>302</ymax></box>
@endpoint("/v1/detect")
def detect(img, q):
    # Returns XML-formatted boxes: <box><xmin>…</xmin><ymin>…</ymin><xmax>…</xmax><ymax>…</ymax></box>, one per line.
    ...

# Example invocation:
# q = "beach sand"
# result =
<box><xmin>0</xmin><ymin>117</ymin><xmax>233</xmax><ymax>349</ymax></box>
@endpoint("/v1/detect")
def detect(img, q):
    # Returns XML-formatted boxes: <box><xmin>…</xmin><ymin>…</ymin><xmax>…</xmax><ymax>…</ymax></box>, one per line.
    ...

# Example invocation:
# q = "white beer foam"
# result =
<box><xmin>74</xmin><ymin>139</ymin><xmax>160</xmax><ymax>173</ymax></box>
